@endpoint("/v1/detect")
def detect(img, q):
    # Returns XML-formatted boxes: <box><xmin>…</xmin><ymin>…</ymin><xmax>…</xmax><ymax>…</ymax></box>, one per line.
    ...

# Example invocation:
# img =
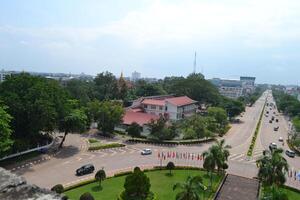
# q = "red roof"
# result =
<box><xmin>166</xmin><ymin>96</ymin><xmax>197</xmax><ymax>106</ymax></box>
<box><xmin>122</xmin><ymin>111</ymin><xmax>159</xmax><ymax>126</ymax></box>
<box><xmin>142</xmin><ymin>99</ymin><xmax>165</xmax><ymax>106</ymax></box>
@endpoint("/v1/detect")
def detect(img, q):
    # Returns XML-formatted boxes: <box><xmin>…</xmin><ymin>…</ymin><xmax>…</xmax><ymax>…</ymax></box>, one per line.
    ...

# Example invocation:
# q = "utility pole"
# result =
<box><xmin>193</xmin><ymin>51</ymin><xmax>197</xmax><ymax>74</ymax></box>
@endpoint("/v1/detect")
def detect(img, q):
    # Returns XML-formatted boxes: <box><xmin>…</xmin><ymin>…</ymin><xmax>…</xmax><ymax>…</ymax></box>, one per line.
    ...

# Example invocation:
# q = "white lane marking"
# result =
<box><xmin>62</xmin><ymin>161</ymin><xmax>71</xmax><ymax>165</ymax></box>
<box><xmin>76</xmin><ymin>157</ymin><xmax>82</xmax><ymax>161</ymax></box>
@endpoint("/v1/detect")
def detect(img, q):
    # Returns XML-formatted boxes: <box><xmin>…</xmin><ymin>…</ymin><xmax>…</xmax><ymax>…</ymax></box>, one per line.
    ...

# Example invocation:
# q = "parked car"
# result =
<box><xmin>276</xmin><ymin>119</ymin><xmax>279</xmax><ymax>122</ymax></box>
<box><xmin>271</xmin><ymin>116</ymin><xmax>275</xmax><ymax>121</ymax></box>
<box><xmin>278</xmin><ymin>137</ymin><xmax>283</xmax><ymax>142</ymax></box>
<box><xmin>76</xmin><ymin>164</ymin><xmax>95</xmax><ymax>176</ymax></box>
<box><xmin>274</xmin><ymin>127</ymin><xmax>279</xmax><ymax>131</ymax></box>
<box><xmin>269</xmin><ymin>120</ymin><xmax>272</xmax><ymax>123</ymax></box>
<box><xmin>266</xmin><ymin>111</ymin><xmax>269</xmax><ymax>114</ymax></box>
<box><xmin>269</xmin><ymin>143</ymin><xmax>277</xmax><ymax>151</ymax></box>
<box><xmin>285</xmin><ymin>150</ymin><xmax>296</xmax><ymax>158</ymax></box>
<box><xmin>141</xmin><ymin>149</ymin><xmax>152</xmax><ymax>155</ymax></box>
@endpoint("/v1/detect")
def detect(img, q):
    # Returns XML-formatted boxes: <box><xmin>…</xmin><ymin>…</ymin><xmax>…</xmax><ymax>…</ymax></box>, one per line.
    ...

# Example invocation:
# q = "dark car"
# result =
<box><xmin>269</xmin><ymin>120</ymin><xmax>272</xmax><ymax>123</ymax></box>
<box><xmin>285</xmin><ymin>150</ymin><xmax>296</xmax><ymax>158</ymax></box>
<box><xmin>76</xmin><ymin>164</ymin><xmax>95</xmax><ymax>176</ymax></box>
<box><xmin>276</xmin><ymin>119</ymin><xmax>279</xmax><ymax>122</ymax></box>
<box><xmin>271</xmin><ymin>116</ymin><xmax>275</xmax><ymax>121</ymax></box>
<box><xmin>274</xmin><ymin>127</ymin><xmax>279</xmax><ymax>131</ymax></box>
<box><xmin>269</xmin><ymin>143</ymin><xmax>277</xmax><ymax>151</ymax></box>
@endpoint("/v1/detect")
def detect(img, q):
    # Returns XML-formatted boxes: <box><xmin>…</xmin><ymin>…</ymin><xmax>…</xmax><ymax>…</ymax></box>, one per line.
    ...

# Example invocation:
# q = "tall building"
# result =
<box><xmin>240</xmin><ymin>76</ymin><xmax>256</xmax><ymax>94</ymax></box>
<box><xmin>131</xmin><ymin>71</ymin><xmax>141</xmax><ymax>82</ymax></box>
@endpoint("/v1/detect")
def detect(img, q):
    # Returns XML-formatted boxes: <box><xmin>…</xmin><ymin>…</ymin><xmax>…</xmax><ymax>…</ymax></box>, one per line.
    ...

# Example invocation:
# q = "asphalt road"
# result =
<box><xmin>5</xmin><ymin>91</ymin><xmax>300</xmax><ymax>190</ymax></box>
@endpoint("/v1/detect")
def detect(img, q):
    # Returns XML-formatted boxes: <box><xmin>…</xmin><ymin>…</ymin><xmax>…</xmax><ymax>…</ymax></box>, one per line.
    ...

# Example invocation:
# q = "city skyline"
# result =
<box><xmin>1</xmin><ymin>0</ymin><xmax>300</xmax><ymax>84</ymax></box>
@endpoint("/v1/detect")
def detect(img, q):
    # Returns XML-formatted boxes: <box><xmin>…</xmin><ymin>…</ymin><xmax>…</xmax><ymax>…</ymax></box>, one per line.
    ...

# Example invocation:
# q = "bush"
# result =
<box><xmin>166</xmin><ymin>162</ymin><xmax>175</xmax><ymax>175</ymax></box>
<box><xmin>114</xmin><ymin>171</ymin><xmax>133</xmax><ymax>177</ymax></box>
<box><xmin>88</xmin><ymin>138</ymin><xmax>99</xmax><ymax>143</ymax></box>
<box><xmin>51</xmin><ymin>184</ymin><xmax>64</xmax><ymax>194</ymax></box>
<box><xmin>80</xmin><ymin>192</ymin><xmax>95</xmax><ymax>200</ymax></box>
<box><xmin>88</xmin><ymin>143</ymin><xmax>125</xmax><ymax>151</ymax></box>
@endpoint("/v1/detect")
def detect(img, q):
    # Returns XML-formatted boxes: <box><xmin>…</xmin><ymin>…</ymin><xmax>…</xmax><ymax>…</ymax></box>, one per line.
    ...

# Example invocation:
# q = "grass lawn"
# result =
<box><xmin>65</xmin><ymin>169</ymin><xmax>223</xmax><ymax>200</ymax></box>
<box><xmin>261</xmin><ymin>186</ymin><xmax>300</xmax><ymax>199</ymax></box>
<box><xmin>281</xmin><ymin>187</ymin><xmax>300</xmax><ymax>199</ymax></box>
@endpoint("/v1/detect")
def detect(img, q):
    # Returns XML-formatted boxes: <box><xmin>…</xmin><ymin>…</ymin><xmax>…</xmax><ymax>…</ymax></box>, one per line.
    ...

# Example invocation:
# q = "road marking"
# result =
<box><xmin>76</xmin><ymin>157</ymin><xmax>82</xmax><ymax>161</ymax></box>
<box><xmin>229</xmin><ymin>154</ymin><xmax>245</xmax><ymax>160</ymax></box>
<box><xmin>62</xmin><ymin>161</ymin><xmax>71</xmax><ymax>165</ymax></box>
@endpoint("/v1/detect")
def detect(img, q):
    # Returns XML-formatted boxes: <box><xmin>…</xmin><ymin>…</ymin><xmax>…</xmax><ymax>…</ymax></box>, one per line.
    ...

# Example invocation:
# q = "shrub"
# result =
<box><xmin>88</xmin><ymin>143</ymin><xmax>125</xmax><ymax>151</ymax></box>
<box><xmin>80</xmin><ymin>192</ymin><xmax>95</xmax><ymax>200</ymax></box>
<box><xmin>166</xmin><ymin>162</ymin><xmax>175</xmax><ymax>175</ymax></box>
<box><xmin>88</xmin><ymin>138</ymin><xmax>99</xmax><ymax>143</ymax></box>
<box><xmin>51</xmin><ymin>184</ymin><xmax>64</xmax><ymax>194</ymax></box>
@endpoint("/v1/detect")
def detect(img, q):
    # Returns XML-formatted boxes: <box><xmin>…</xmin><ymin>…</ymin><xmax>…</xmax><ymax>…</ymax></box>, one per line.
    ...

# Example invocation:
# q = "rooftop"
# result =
<box><xmin>122</xmin><ymin>110</ymin><xmax>160</xmax><ymax>126</ymax></box>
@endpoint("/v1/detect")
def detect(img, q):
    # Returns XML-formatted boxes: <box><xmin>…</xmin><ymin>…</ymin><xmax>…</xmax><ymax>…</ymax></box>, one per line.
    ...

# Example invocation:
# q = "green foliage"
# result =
<box><xmin>88</xmin><ymin>143</ymin><xmax>125</xmax><ymax>151</ymax></box>
<box><xmin>207</xmin><ymin>107</ymin><xmax>228</xmax><ymax>134</ymax></box>
<box><xmin>95</xmin><ymin>169</ymin><xmax>106</xmax><ymax>188</ymax></box>
<box><xmin>51</xmin><ymin>184</ymin><xmax>64</xmax><ymax>194</ymax></box>
<box><xmin>88</xmin><ymin>138</ymin><xmax>99</xmax><ymax>143</ymax></box>
<box><xmin>121</xmin><ymin>167</ymin><xmax>152</xmax><ymax>200</ymax></box>
<box><xmin>164</xmin><ymin>73</ymin><xmax>220</xmax><ymax>105</ymax></box>
<box><xmin>256</xmin><ymin>149</ymin><xmax>288</xmax><ymax>187</ymax></box>
<box><xmin>0</xmin><ymin>105</ymin><xmax>13</xmax><ymax>157</ymax></box>
<box><xmin>80</xmin><ymin>192</ymin><xmax>95</xmax><ymax>200</ymax></box>
<box><xmin>94</xmin><ymin>71</ymin><xmax>118</xmax><ymax>100</ymax></box>
<box><xmin>64</xmin><ymin>79</ymin><xmax>95</xmax><ymax>105</ymax></box>
<box><xmin>166</xmin><ymin>162</ymin><xmax>175</xmax><ymax>175</ymax></box>
<box><xmin>148</xmin><ymin>116</ymin><xmax>177</xmax><ymax>140</ymax></box>
<box><xmin>173</xmin><ymin>175</ymin><xmax>207</xmax><ymax>200</ymax></box>
<box><xmin>127</xmin><ymin>122</ymin><xmax>141</xmax><ymax>138</ymax></box>
<box><xmin>96</xmin><ymin>101</ymin><xmax>124</xmax><ymax>134</ymax></box>
<box><xmin>0</xmin><ymin>73</ymin><xmax>68</xmax><ymax>151</ymax></box>
<box><xmin>134</xmin><ymin>80</ymin><xmax>166</xmax><ymax>97</ymax></box>
<box><xmin>220</xmin><ymin>97</ymin><xmax>245</xmax><ymax>119</ymax></box>
<box><xmin>262</xmin><ymin>185</ymin><xmax>289</xmax><ymax>200</ymax></box>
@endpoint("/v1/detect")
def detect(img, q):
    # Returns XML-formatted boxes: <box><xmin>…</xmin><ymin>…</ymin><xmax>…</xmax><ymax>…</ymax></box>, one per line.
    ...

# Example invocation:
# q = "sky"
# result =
<box><xmin>1</xmin><ymin>0</ymin><xmax>300</xmax><ymax>84</ymax></box>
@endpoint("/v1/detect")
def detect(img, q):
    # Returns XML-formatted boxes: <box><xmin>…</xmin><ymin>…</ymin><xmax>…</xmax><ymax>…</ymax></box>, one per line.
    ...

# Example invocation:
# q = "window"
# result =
<box><xmin>144</xmin><ymin>104</ymin><xmax>147</xmax><ymax>109</ymax></box>
<box><xmin>151</xmin><ymin>105</ymin><xmax>156</xmax><ymax>109</ymax></box>
<box><xmin>159</xmin><ymin>106</ymin><xmax>163</xmax><ymax>110</ymax></box>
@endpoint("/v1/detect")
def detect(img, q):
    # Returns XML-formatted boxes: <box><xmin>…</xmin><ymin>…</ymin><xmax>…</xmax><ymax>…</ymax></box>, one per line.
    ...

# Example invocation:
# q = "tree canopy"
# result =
<box><xmin>0</xmin><ymin>105</ymin><xmax>13</xmax><ymax>157</ymax></box>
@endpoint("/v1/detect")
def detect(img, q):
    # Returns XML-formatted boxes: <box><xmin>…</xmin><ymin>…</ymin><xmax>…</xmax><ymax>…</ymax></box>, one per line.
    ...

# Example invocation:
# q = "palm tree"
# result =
<box><xmin>173</xmin><ymin>176</ymin><xmax>207</xmax><ymax>200</ymax></box>
<box><xmin>263</xmin><ymin>185</ymin><xmax>289</xmax><ymax>200</ymax></box>
<box><xmin>202</xmin><ymin>148</ymin><xmax>217</xmax><ymax>189</ymax></box>
<box><xmin>256</xmin><ymin>148</ymin><xmax>288</xmax><ymax>187</ymax></box>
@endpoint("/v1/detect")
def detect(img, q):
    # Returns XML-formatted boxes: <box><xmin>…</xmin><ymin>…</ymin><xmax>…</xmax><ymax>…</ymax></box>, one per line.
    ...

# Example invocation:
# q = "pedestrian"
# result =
<box><xmin>294</xmin><ymin>171</ymin><xmax>297</xmax><ymax>180</ymax></box>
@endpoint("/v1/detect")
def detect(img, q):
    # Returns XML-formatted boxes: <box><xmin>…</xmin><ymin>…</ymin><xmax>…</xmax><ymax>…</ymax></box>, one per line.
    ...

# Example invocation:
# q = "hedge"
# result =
<box><xmin>126</xmin><ymin>138</ymin><xmax>215</xmax><ymax>145</ymax></box>
<box><xmin>88</xmin><ymin>143</ymin><xmax>125</xmax><ymax>151</ymax></box>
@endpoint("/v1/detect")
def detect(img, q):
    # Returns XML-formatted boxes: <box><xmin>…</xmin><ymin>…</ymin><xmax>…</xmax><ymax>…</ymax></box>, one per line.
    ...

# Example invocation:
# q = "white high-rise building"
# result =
<box><xmin>131</xmin><ymin>71</ymin><xmax>141</xmax><ymax>82</ymax></box>
<box><xmin>0</xmin><ymin>70</ymin><xmax>11</xmax><ymax>82</ymax></box>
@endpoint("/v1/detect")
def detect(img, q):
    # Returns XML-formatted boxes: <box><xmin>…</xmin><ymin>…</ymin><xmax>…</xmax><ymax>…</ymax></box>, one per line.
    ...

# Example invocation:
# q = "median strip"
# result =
<box><xmin>247</xmin><ymin>101</ymin><xmax>266</xmax><ymax>157</ymax></box>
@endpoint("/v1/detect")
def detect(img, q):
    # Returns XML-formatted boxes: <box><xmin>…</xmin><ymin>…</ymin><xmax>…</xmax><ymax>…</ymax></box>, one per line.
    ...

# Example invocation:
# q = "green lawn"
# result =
<box><xmin>65</xmin><ymin>169</ymin><xmax>223</xmax><ymax>200</ymax></box>
<box><xmin>281</xmin><ymin>187</ymin><xmax>300</xmax><ymax>199</ymax></box>
<box><xmin>261</xmin><ymin>186</ymin><xmax>300</xmax><ymax>199</ymax></box>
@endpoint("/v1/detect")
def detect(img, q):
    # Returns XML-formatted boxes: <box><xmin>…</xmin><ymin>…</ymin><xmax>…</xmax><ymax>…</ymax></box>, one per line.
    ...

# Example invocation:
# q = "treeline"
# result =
<box><xmin>0</xmin><ymin>71</ymin><xmax>247</xmax><ymax>156</ymax></box>
<box><xmin>272</xmin><ymin>89</ymin><xmax>300</xmax><ymax>149</ymax></box>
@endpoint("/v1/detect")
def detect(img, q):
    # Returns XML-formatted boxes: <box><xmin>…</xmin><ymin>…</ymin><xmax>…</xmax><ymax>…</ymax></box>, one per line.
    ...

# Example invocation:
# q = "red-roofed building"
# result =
<box><xmin>134</xmin><ymin>95</ymin><xmax>198</xmax><ymax>121</ymax></box>
<box><xmin>122</xmin><ymin>110</ymin><xmax>159</xmax><ymax>127</ymax></box>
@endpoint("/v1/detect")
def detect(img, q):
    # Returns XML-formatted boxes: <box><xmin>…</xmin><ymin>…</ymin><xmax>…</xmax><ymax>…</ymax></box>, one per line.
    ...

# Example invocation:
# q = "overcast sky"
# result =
<box><xmin>1</xmin><ymin>0</ymin><xmax>300</xmax><ymax>84</ymax></box>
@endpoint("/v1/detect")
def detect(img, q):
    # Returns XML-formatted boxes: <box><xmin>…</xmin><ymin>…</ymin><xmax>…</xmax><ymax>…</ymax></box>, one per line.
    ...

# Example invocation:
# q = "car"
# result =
<box><xmin>278</xmin><ymin>137</ymin><xmax>283</xmax><ymax>142</ymax></box>
<box><xmin>274</xmin><ymin>127</ymin><xmax>279</xmax><ymax>131</ymax></box>
<box><xmin>141</xmin><ymin>149</ymin><xmax>152</xmax><ymax>155</ymax></box>
<box><xmin>271</xmin><ymin>116</ymin><xmax>275</xmax><ymax>121</ymax></box>
<box><xmin>275</xmin><ymin>119</ymin><xmax>279</xmax><ymax>122</ymax></box>
<box><xmin>266</xmin><ymin>111</ymin><xmax>269</xmax><ymax>114</ymax></box>
<box><xmin>269</xmin><ymin>143</ymin><xmax>277</xmax><ymax>151</ymax></box>
<box><xmin>285</xmin><ymin>150</ymin><xmax>296</xmax><ymax>158</ymax></box>
<box><xmin>76</xmin><ymin>164</ymin><xmax>95</xmax><ymax>176</ymax></box>
<box><xmin>269</xmin><ymin>120</ymin><xmax>272</xmax><ymax>123</ymax></box>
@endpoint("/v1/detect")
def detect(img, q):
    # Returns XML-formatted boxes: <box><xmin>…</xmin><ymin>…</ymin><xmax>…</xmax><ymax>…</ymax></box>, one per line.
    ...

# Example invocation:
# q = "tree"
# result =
<box><xmin>0</xmin><ymin>105</ymin><xmax>13</xmax><ymax>157</ymax></box>
<box><xmin>207</xmin><ymin>107</ymin><xmax>228</xmax><ymax>133</ymax></box>
<box><xmin>148</xmin><ymin>116</ymin><xmax>167</xmax><ymax>140</ymax></box>
<box><xmin>118</xmin><ymin>73</ymin><xmax>128</xmax><ymax>100</ymax></box>
<box><xmin>166</xmin><ymin>162</ymin><xmax>175</xmax><ymax>175</ymax></box>
<box><xmin>202</xmin><ymin>139</ymin><xmax>231</xmax><ymax>188</ymax></box>
<box><xmin>59</xmin><ymin>101</ymin><xmax>88</xmax><ymax>147</ymax></box>
<box><xmin>97</xmin><ymin>101</ymin><xmax>124</xmax><ymax>134</ymax></box>
<box><xmin>80</xmin><ymin>192</ymin><xmax>95</xmax><ymax>200</ymax></box>
<box><xmin>95</xmin><ymin>169</ymin><xmax>106</xmax><ymax>189</ymax></box>
<box><xmin>256</xmin><ymin>149</ymin><xmax>288</xmax><ymax>187</ymax></box>
<box><xmin>173</xmin><ymin>176</ymin><xmax>207</xmax><ymax>200</ymax></box>
<box><xmin>51</xmin><ymin>184</ymin><xmax>64</xmax><ymax>194</ymax></box>
<box><xmin>64</xmin><ymin>79</ymin><xmax>94</xmax><ymax>105</ymax></box>
<box><xmin>121</xmin><ymin>167</ymin><xmax>152</xmax><ymax>200</ymax></box>
<box><xmin>127</xmin><ymin>122</ymin><xmax>141</xmax><ymax>138</ymax></box>
<box><xmin>221</xmin><ymin>97</ymin><xmax>245</xmax><ymax>119</ymax></box>
<box><xmin>94</xmin><ymin>71</ymin><xmax>118</xmax><ymax>100</ymax></box>
<box><xmin>0</xmin><ymin>73</ymin><xmax>68</xmax><ymax>151</ymax></box>
<box><xmin>135</xmin><ymin>80</ymin><xmax>166</xmax><ymax>97</ymax></box>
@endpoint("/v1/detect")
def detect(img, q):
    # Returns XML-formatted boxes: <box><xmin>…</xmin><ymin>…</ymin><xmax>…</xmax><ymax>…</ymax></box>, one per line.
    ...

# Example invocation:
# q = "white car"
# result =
<box><xmin>141</xmin><ymin>149</ymin><xmax>152</xmax><ymax>155</ymax></box>
<box><xmin>278</xmin><ymin>137</ymin><xmax>283</xmax><ymax>142</ymax></box>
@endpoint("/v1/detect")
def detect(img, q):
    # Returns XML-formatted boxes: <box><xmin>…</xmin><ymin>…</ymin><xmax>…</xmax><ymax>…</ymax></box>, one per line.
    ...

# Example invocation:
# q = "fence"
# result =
<box><xmin>0</xmin><ymin>139</ymin><xmax>55</xmax><ymax>161</ymax></box>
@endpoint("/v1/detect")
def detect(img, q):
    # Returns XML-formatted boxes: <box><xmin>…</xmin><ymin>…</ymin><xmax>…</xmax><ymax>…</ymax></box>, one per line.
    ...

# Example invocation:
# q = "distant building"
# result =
<box><xmin>240</xmin><ymin>76</ymin><xmax>256</xmax><ymax>94</ymax></box>
<box><xmin>210</xmin><ymin>78</ymin><xmax>243</xmax><ymax>99</ymax></box>
<box><xmin>131</xmin><ymin>71</ymin><xmax>141</xmax><ymax>82</ymax></box>
<box><xmin>0</xmin><ymin>70</ymin><xmax>12</xmax><ymax>82</ymax></box>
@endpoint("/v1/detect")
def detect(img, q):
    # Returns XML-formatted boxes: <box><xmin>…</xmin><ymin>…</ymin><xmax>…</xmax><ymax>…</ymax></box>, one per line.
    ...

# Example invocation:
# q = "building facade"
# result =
<box><xmin>131</xmin><ymin>71</ymin><xmax>141</xmax><ymax>82</ymax></box>
<box><xmin>210</xmin><ymin>78</ymin><xmax>243</xmax><ymax>99</ymax></box>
